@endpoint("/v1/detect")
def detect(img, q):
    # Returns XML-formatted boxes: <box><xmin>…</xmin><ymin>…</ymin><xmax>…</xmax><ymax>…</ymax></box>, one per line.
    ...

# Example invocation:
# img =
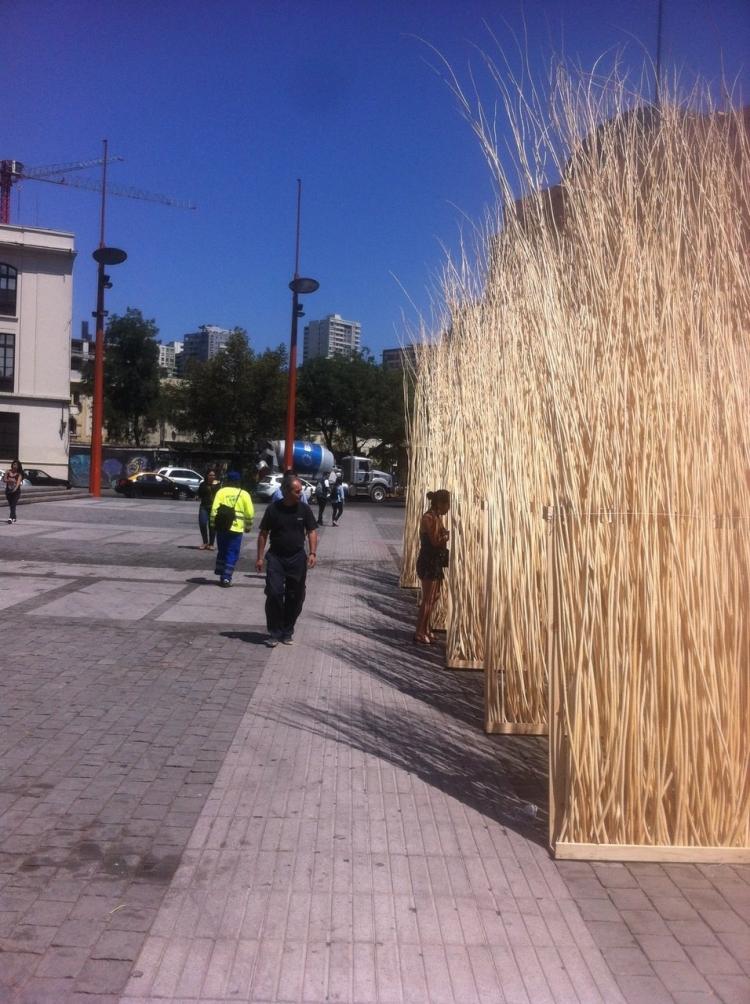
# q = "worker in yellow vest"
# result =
<box><xmin>210</xmin><ymin>471</ymin><xmax>254</xmax><ymax>586</ymax></box>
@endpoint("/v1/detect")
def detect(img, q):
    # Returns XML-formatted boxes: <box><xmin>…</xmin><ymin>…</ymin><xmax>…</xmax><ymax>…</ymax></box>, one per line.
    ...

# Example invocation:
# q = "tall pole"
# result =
<box><xmin>89</xmin><ymin>140</ymin><xmax>109</xmax><ymax>496</ymax></box>
<box><xmin>655</xmin><ymin>0</ymin><xmax>664</xmax><ymax>109</ymax></box>
<box><xmin>283</xmin><ymin>179</ymin><xmax>303</xmax><ymax>473</ymax></box>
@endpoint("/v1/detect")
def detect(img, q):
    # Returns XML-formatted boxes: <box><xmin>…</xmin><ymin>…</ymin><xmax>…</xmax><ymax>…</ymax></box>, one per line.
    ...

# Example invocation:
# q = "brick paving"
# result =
<box><xmin>0</xmin><ymin>495</ymin><xmax>747</xmax><ymax>1003</ymax></box>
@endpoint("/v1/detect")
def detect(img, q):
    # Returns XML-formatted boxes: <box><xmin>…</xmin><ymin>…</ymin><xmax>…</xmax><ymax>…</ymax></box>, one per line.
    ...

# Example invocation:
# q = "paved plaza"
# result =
<box><xmin>0</xmin><ymin>495</ymin><xmax>747</xmax><ymax>1003</ymax></box>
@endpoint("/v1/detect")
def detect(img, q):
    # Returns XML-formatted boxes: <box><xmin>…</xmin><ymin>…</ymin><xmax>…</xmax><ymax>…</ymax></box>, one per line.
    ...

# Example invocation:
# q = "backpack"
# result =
<box><xmin>214</xmin><ymin>491</ymin><xmax>241</xmax><ymax>532</ymax></box>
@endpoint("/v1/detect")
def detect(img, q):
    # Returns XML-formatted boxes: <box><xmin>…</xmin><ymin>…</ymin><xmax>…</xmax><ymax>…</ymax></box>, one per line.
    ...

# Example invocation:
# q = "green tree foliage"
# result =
<box><xmin>177</xmin><ymin>330</ymin><xmax>288</xmax><ymax>452</ymax></box>
<box><xmin>298</xmin><ymin>351</ymin><xmax>406</xmax><ymax>456</ymax></box>
<box><xmin>101</xmin><ymin>308</ymin><xmax>161</xmax><ymax>446</ymax></box>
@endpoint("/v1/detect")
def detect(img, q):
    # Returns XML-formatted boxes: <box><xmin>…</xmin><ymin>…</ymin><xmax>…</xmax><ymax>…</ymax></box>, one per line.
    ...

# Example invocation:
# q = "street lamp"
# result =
<box><xmin>283</xmin><ymin>180</ymin><xmax>318</xmax><ymax>472</ymax></box>
<box><xmin>89</xmin><ymin>244</ymin><xmax>126</xmax><ymax>496</ymax></box>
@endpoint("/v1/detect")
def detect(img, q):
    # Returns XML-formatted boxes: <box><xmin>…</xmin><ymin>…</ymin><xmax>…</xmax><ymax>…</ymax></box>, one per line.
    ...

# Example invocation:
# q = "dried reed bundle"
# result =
<box><xmin>405</xmin><ymin>52</ymin><xmax>748</xmax><ymax>851</ymax></box>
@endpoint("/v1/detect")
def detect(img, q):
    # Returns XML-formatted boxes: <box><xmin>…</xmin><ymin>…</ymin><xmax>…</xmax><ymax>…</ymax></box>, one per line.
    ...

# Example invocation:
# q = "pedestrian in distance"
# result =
<box><xmin>331</xmin><ymin>481</ymin><xmax>345</xmax><ymax>526</ymax></box>
<box><xmin>197</xmin><ymin>468</ymin><xmax>221</xmax><ymax>549</ymax></box>
<box><xmin>3</xmin><ymin>460</ymin><xmax>24</xmax><ymax>524</ymax></box>
<box><xmin>210</xmin><ymin>471</ymin><xmax>254</xmax><ymax>587</ymax></box>
<box><xmin>256</xmin><ymin>473</ymin><xmax>318</xmax><ymax>647</ymax></box>
<box><xmin>315</xmin><ymin>475</ymin><xmax>331</xmax><ymax>525</ymax></box>
<box><xmin>414</xmin><ymin>489</ymin><xmax>451</xmax><ymax>644</ymax></box>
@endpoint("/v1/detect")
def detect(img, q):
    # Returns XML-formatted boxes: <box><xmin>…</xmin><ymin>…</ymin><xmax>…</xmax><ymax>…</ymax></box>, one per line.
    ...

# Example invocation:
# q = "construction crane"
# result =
<box><xmin>0</xmin><ymin>155</ymin><xmax>195</xmax><ymax>224</ymax></box>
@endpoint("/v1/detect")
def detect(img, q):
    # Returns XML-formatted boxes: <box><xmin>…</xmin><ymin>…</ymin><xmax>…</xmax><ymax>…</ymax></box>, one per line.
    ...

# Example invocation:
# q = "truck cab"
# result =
<box><xmin>340</xmin><ymin>456</ymin><xmax>393</xmax><ymax>502</ymax></box>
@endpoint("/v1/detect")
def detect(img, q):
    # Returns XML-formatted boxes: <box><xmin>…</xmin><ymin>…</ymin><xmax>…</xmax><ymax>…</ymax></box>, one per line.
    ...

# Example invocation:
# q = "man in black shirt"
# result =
<box><xmin>256</xmin><ymin>474</ymin><xmax>319</xmax><ymax>647</ymax></box>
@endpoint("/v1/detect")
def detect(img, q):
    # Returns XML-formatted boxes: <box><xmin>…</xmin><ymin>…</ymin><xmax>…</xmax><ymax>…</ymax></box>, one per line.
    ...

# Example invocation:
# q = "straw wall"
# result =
<box><xmin>549</xmin><ymin>512</ymin><xmax>750</xmax><ymax>858</ymax></box>
<box><xmin>402</xmin><ymin>59</ymin><xmax>749</xmax><ymax>853</ymax></box>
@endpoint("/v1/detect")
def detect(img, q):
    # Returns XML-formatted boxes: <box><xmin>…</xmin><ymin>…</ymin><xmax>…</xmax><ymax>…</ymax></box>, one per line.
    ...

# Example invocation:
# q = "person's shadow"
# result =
<box><xmin>221</xmin><ymin>630</ymin><xmax>269</xmax><ymax>645</ymax></box>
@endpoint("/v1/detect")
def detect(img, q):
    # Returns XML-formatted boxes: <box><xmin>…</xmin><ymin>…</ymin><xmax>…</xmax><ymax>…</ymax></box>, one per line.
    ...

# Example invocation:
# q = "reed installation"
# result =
<box><xmin>403</xmin><ymin>59</ymin><xmax>749</xmax><ymax>855</ymax></box>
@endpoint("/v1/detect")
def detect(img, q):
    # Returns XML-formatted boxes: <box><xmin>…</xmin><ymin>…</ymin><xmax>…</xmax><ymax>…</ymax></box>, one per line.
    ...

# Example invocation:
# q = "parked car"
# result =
<box><xmin>254</xmin><ymin>474</ymin><xmax>315</xmax><ymax>501</ymax></box>
<box><xmin>114</xmin><ymin>472</ymin><xmax>196</xmax><ymax>500</ymax></box>
<box><xmin>156</xmin><ymin>466</ymin><xmax>203</xmax><ymax>491</ymax></box>
<box><xmin>22</xmin><ymin>467</ymin><xmax>72</xmax><ymax>489</ymax></box>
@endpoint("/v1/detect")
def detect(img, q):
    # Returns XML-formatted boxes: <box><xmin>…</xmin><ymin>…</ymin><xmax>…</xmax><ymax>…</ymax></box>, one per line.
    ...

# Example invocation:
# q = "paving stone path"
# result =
<box><xmin>0</xmin><ymin>496</ymin><xmax>747</xmax><ymax>1003</ymax></box>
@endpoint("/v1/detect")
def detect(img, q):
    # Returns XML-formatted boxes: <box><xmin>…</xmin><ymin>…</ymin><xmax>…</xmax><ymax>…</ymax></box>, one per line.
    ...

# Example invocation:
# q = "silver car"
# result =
<box><xmin>156</xmin><ymin>467</ymin><xmax>203</xmax><ymax>492</ymax></box>
<box><xmin>255</xmin><ymin>474</ymin><xmax>314</xmax><ymax>501</ymax></box>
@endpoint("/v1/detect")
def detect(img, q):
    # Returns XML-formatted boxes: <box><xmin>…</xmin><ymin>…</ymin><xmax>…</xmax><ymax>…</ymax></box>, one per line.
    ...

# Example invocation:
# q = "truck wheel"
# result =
<box><xmin>370</xmin><ymin>484</ymin><xmax>386</xmax><ymax>503</ymax></box>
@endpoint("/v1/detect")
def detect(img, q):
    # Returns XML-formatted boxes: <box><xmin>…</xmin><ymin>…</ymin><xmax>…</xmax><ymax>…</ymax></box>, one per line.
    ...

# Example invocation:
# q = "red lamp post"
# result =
<box><xmin>283</xmin><ymin>180</ymin><xmax>318</xmax><ymax>472</ymax></box>
<box><xmin>88</xmin><ymin>139</ymin><xmax>126</xmax><ymax>497</ymax></box>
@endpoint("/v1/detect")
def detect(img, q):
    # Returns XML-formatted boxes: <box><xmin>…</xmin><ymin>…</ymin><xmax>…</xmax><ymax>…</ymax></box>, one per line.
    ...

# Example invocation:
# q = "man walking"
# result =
<box><xmin>256</xmin><ymin>474</ymin><xmax>318</xmax><ymax>646</ymax></box>
<box><xmin>210</xmin><ymin>471</ymin><xmax>254</xmax><ymax>586</ymax></box>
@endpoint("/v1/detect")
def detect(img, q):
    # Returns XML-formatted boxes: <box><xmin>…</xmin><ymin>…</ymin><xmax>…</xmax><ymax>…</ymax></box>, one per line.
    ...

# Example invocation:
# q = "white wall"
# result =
<box><xmin>0</xmin><ymin>225</ymin><xmax>75</xmax><ymax>478</ymax></box>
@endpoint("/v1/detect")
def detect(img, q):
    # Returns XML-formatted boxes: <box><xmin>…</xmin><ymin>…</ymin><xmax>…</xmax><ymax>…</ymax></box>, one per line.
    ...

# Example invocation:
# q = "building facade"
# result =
<box><xmin>181</xmin><ymin>325</ymin><xmax>232</xmax><ymax>367</ymax></box>
<box><xmin>303</xmin><ymin>314</ymin><xmax>361</xmax><ymax>361</ymax></box>
<box><xmin>158</xmin><ymin>340</ymin><xmax>183</xmax><ymax>377</ymax></box>
<box><xmin>382</xmin><ymin>345</ymin><xmax>418</xmax><ymax>371</ymax></box>
<box><xmin>0</xmin><ymin>224</ymin><xmax>75</xmax><ymax>477</ymax></box>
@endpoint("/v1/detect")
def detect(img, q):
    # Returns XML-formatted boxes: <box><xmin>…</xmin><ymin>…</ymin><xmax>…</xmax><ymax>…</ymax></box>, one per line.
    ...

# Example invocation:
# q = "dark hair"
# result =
<box><xmin>427</xmin><ymin>489</ymin><xmax>450</xmax><ymax>507</ymax></box>
<box><xmin>10</xmin><ymin>459</ymin><xmax>23</xmax><ymax>475</ymax></box>
<box><xmin>281</xmin><ymin>473</ymin><xmax>301</xmax><ymax>494</ymax></box>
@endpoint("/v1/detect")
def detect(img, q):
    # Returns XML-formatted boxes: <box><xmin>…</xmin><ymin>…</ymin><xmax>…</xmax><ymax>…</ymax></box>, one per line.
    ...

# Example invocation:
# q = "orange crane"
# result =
<box><xmin>0</xmin><ymin>155</ymin><xmax>195</xmax><ymax>224</ymax></box>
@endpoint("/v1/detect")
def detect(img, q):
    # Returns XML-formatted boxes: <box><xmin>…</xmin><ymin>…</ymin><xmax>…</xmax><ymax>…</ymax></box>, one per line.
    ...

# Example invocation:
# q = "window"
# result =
<box><xmin>0</xmin><ymin>264</ymin><xmax>17</xmax><ymax>316</ymax></box>
<box><xmin>0</xmin><ymin>333</ymin><xmax>14</xmax><ymax>392</ymax></box>
<box><xmin>0</xmin><ymin>412</ymin><xmax>19</xmax><ymax>456</ymax></box>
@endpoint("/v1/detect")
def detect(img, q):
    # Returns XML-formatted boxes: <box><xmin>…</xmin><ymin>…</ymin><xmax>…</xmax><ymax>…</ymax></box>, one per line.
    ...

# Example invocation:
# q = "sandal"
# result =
<box><xmin>413</xmin><ymin>634</ymin><xmax>432</xmax><ymax>645</ymax></box>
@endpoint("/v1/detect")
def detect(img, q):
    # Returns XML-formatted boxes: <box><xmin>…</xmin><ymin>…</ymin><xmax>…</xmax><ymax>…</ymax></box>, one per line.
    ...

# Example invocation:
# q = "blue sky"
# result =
<box><xmin>4</xmin><ymin>0</ymin><xmax>748</xmax><ymax>359</ymax></box>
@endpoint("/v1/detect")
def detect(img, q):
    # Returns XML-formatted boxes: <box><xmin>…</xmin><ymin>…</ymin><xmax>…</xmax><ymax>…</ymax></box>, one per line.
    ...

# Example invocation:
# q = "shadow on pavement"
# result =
<box><xmin>221</xmin><ymin>630</ymin><xmax>270</xmax><ymax>646</ymax></box>
<box><xmin>275</xmin><ymin>563</ymin><xmax>548</xmax><ymax>845</ymax></box>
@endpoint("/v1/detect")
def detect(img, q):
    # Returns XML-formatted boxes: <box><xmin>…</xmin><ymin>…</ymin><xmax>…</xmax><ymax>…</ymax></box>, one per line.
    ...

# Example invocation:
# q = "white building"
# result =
<box><xmin>0</xmin><ymin>224</ymin><xmax>75</xmax><ymax>477</ymax></box>
<box><xmin>303</xmin><ymin>314</ymin><xmax>361</xmax><ymax>361</ymax></box>
<box><xmin>182</xmin><ymin>325</ymin><xmax>232</xmax><ymax>366</ymax></box>
<box><xmin>158</xmin><ymin>340</ymin><xmax>183</xmax><ymax>376</ymax></box>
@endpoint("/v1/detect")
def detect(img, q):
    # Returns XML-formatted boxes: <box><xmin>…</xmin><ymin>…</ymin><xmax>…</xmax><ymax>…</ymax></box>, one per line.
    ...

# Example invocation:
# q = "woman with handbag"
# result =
<box><xmin>3</xmin><ymin>459</ymin><xmax>24</xmax><ymax>524</ymax></box>
<box><xmin>414</xmin><ymin>489</ymin><xmax>451</xmax><ymax>644</ymax></box>
<box><xmin>197</xmin><ymin>468</ymin><xmax>221</xmax><ymax>549</ymax></box>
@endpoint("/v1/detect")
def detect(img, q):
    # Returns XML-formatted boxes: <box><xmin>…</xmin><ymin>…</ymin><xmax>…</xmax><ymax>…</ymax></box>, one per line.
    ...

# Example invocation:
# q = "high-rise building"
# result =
<box><xmin>158</xmin><ymin>340</ymin><xmax>183</xmax><ymax>377</ymax></box>
<box><xmin>181</xmin><ymin>325</ymin><xmax>233</xmax><ymax>367</ymax></box>
<box><xmin>303</xmin><ymin>314</ymin><xmax>361</xmax><ymax>361</ymax></box>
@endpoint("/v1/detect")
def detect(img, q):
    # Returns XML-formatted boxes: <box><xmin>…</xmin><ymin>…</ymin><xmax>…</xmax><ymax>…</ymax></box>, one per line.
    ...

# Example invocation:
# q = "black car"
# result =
<box><xmin>114</xmin><ymin>472</ymin><xmax>196</xmax><ymax>500</ymax></box>
<box><xmin>23</xmin><ymin>468</ymin><xmax>71</xmax><ymax>489</ymax></box>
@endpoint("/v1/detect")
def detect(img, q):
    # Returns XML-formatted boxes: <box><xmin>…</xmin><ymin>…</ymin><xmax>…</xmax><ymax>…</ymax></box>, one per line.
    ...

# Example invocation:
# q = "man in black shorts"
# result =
<box><xmin>256</xmin><ymin>473</ymin><xmax>319</xmax><ymax>647</ymax></box>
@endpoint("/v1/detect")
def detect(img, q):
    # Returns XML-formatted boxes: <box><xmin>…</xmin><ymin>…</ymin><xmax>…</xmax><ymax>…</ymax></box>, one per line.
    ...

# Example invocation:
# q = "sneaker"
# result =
<box><xmin>220</xmin><ymin>578</ymin><xmax>231</xmax><ymax>587</ymax></box>
<box><xmin>11</xmin><ymin>518</ymin><xmax>16</xmax><ymax>524</ymax></box>
<box><xmin>332</xmin><ymin>521</ymin><xmax>338</xmax><ymax>526</ymax></box>
<box><xmin>6</xmin><ymin>518</ymin><xmax>11</xmax><ymax>524</ymax></box>
<box><xmin>266</xmin><ymin>635</ymin><xmax>280</xmax><ymax>648</ymax></box>
<box><xmin>281</xmin><ymin>635</ymin><xmax>294</xmax><ymax>646</ymax></box>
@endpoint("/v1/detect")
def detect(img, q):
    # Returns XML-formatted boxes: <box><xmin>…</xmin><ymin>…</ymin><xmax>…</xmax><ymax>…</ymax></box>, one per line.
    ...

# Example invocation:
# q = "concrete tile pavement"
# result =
<box><xmin>0</xmin><ymin>497</ymin><xmax>746</xmax><ymax>1002</ymax></box>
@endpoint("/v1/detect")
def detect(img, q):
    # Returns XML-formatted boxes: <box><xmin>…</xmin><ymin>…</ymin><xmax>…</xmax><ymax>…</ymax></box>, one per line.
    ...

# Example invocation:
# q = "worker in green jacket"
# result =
<box><xmin>210</xmin><ymin>471</ymin><xmax>254</xmax><ymax>586</ymax></box>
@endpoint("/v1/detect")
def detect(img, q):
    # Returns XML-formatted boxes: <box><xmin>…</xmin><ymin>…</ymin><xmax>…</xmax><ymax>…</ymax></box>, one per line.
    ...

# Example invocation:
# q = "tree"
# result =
<box><xmin>176</xmin><ymin>331</ymin><xmax>288</xmax><ymax>452</ymax></box>
<box><xmin>298</xmin><ymin>351</ymin><xmax>406</xmax><ymax>456</ymax></box>
<box><xmin>101</xmin><ymin>308</ymin><xmax>161</xmax><ymax>445</ymax></box>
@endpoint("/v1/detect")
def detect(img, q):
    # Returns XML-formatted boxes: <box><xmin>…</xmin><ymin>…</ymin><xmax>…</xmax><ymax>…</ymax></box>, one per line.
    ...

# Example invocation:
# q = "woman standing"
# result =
<box><xmin>197</xmin><ymin>468</ymin><xmax>221</xmax><ymax>549</ymax></box>
<box><xmin>3</xmin><ymin>459</ymin><xmax>23</xmax><ymax>524</ymax></box>
<box><xmin>414</xmin><ymin>489</ymin><xmax>451</xmax><ymax>644</ymax></box>
<box><xmin>331</xmin><ymin>481</ymin><xmax>345</xmax><ymax>526</ymax></box>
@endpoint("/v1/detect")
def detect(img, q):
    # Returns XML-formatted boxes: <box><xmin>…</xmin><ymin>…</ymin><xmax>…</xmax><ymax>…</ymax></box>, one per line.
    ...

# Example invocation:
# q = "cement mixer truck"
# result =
<box><xmin>258</xmin><ymin>440</ymin><xmax>335</xmax><ymax>480</ymax></box>
<box><xmin>259</xmin><ymin>440</ymin><xmax>393</xmax><ymax>502</ymax></box>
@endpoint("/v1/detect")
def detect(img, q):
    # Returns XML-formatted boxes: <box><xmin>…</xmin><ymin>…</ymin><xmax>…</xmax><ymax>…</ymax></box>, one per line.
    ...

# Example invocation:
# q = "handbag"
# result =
<box><xmin>214</xmin><ymin>491</ymin><xmax>242</xmax><ymax>533</ymax></box>
<box><xmin>438</xmin><ymin>547</ymin><xmax>450</xmax><ymax>568</ymax></box>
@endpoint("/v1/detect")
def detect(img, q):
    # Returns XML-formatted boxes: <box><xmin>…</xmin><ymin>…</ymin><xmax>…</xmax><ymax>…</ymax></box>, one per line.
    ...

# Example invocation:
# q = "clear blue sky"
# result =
<box><xmin>4</xmin><ymin>0</ymin><xmax>748</xmax><ymax>359</ymax></box>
